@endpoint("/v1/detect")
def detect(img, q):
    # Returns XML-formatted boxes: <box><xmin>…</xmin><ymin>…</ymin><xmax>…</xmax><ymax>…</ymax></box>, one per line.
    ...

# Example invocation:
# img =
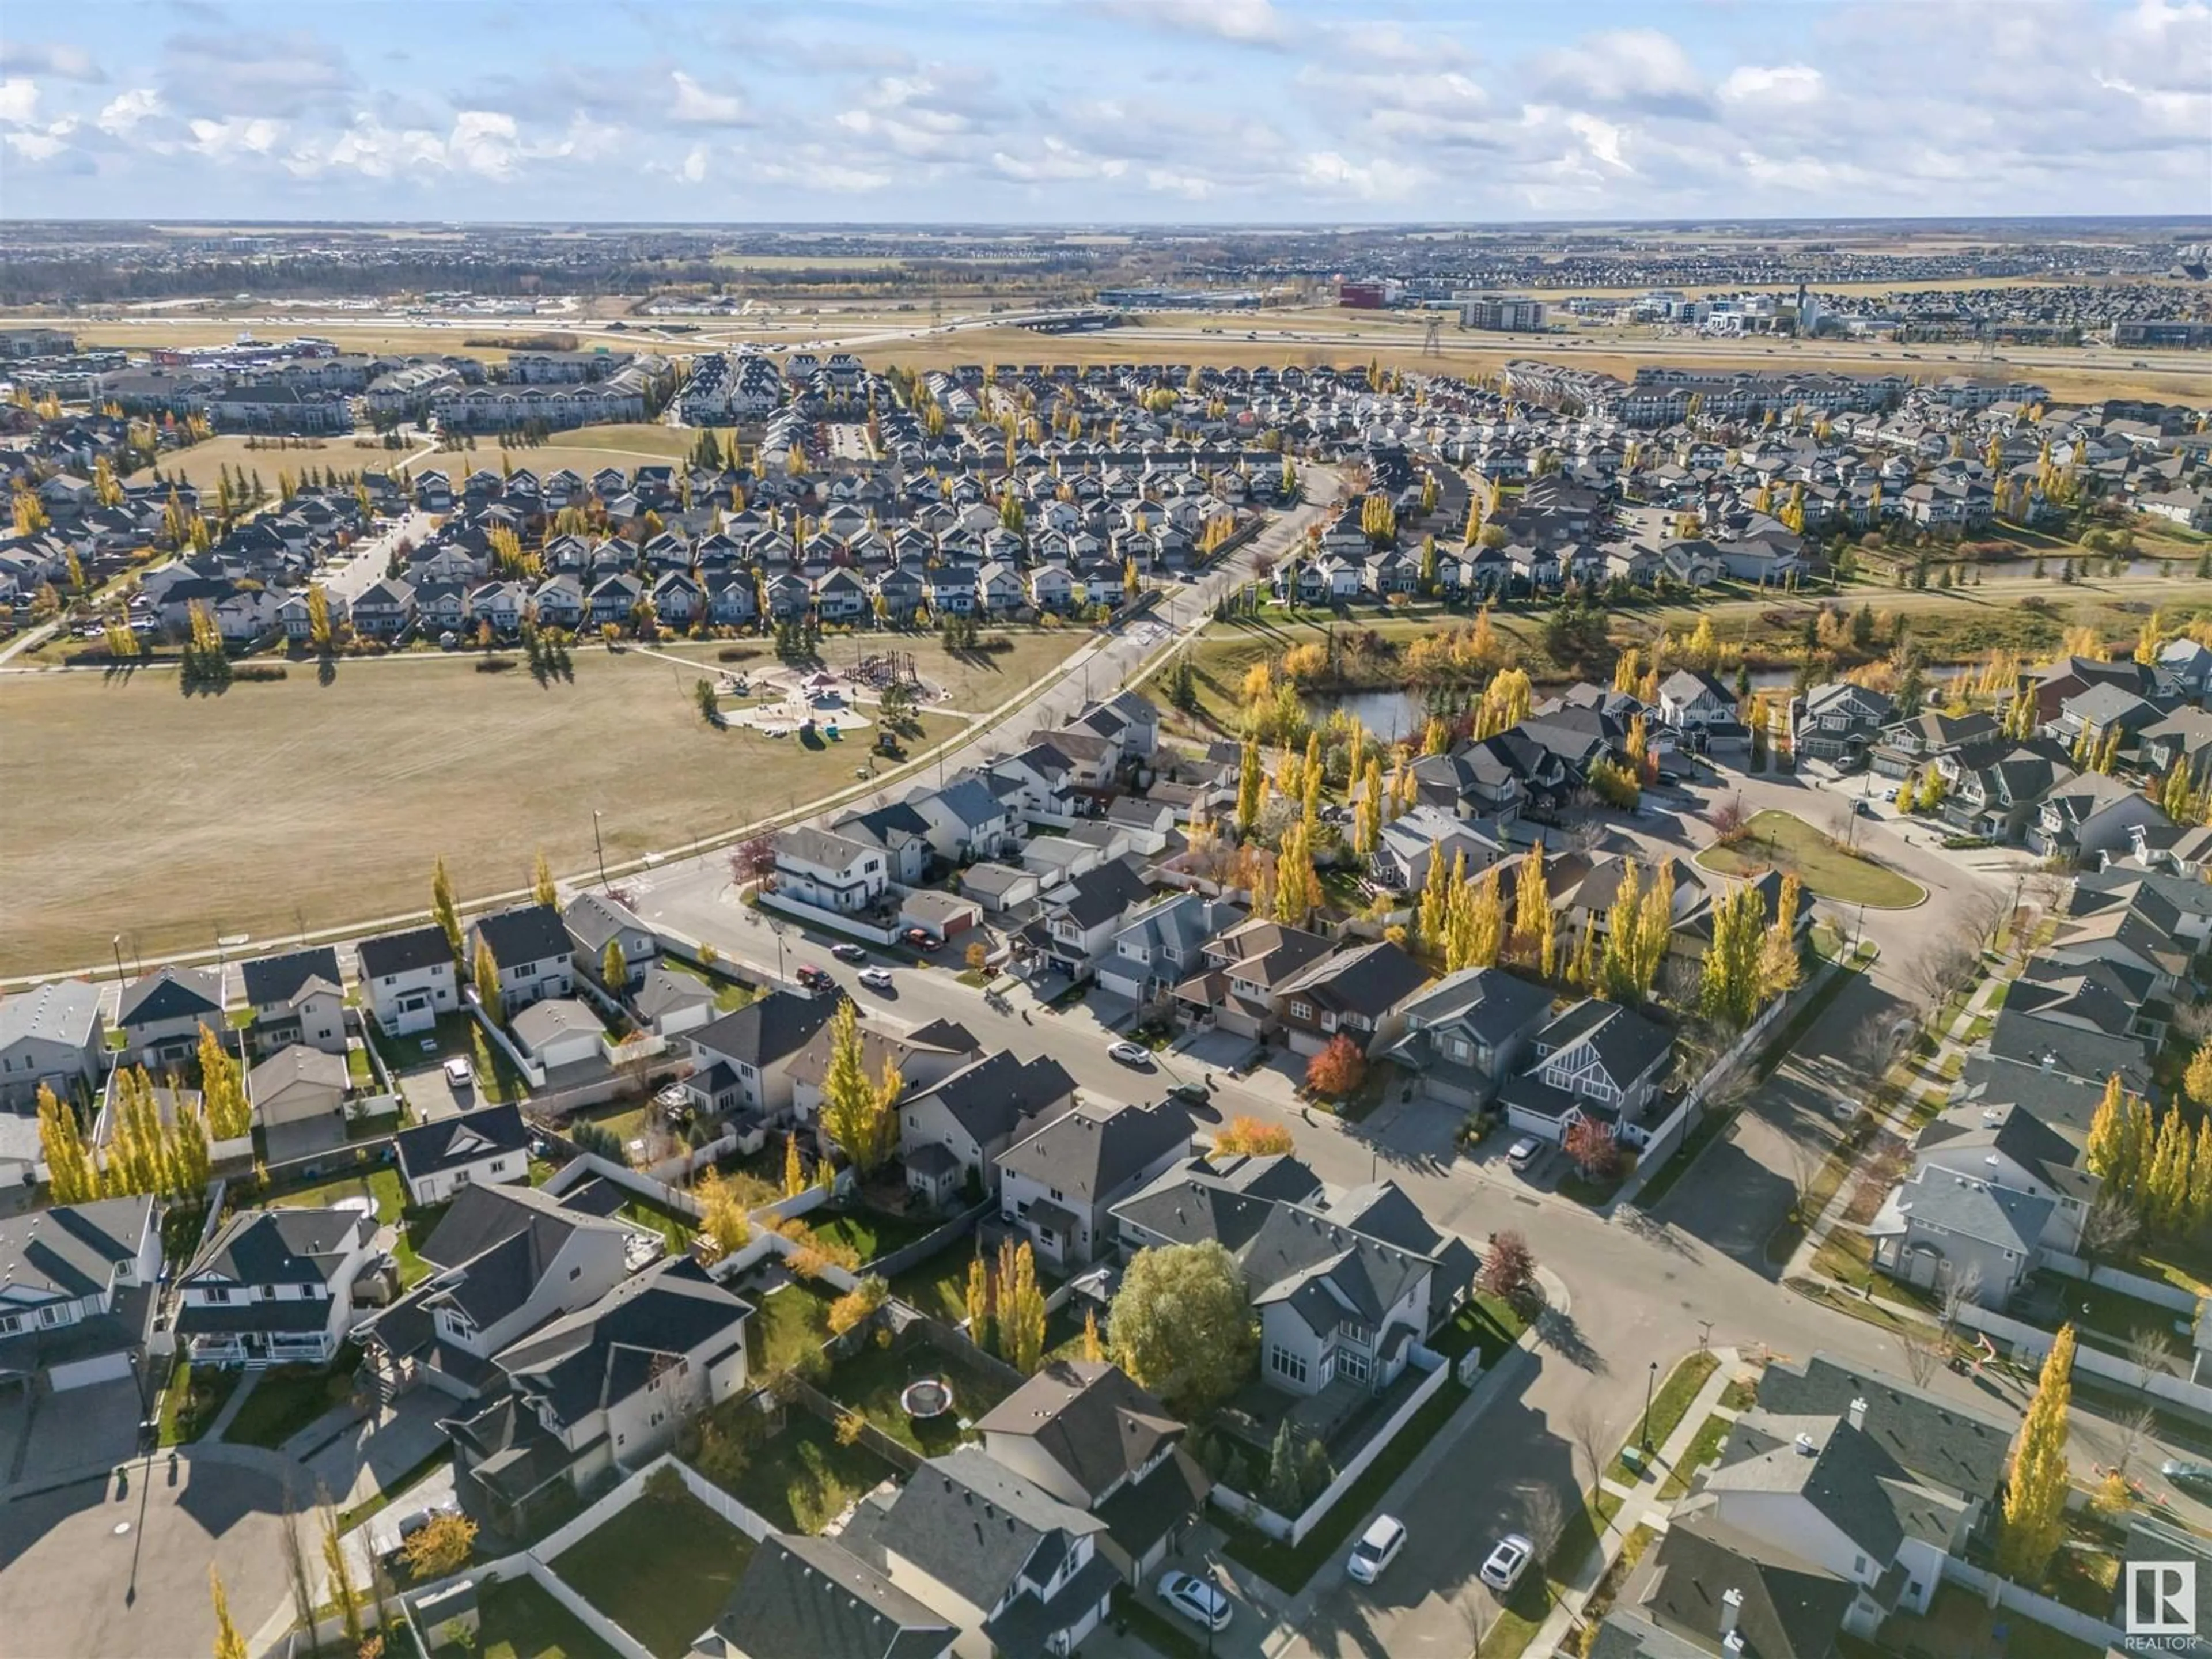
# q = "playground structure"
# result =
<box><xmin>717</xmin><ymin>664</ymin><xmax>891</xmax><ymax>737</ymax></box>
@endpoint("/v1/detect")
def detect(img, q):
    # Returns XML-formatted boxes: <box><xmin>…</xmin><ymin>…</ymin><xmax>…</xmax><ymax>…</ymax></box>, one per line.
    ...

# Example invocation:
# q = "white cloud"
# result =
<box><xmin>1531</xmin><ymin>28</ymin><xmax>1712</xmax><ymax>118</ymax></box>
<box><xmin>95</xmin><ymin>89</ymin><xmax>162</xmax><ymax>137</ymax></box>
<box><xmin>677</xmin><ymin>144</ymin><xmax>708</xmax><ymax>183</ymax></box>
<box><xmin>670</xmin><ymin>71</ymin><xmax>747</xmax><ymax>126</ymax></box>
<box><xmin>992</xmin><ymin>137</ymin><xmax>1128</xmax><ymax>182</ymax></box>
<box><xmin>1718</xmin><ymin>65</ymin><xmax>1824</xmax><ymax>106</ymax></box>
<box><xmin>186</xmin><ymin>116</ymin><xmax>283</xmax><ymax>159</ymax></box>
<box><xmin>0</xmin><ymin>78</ymin><xmax>40</xmax><ymax>125</ymax></box>
<box><xmin>1297</xmin><ymin>150</ymin><xmax>1422</xmax><ymax>200</ymax></box>
<box><xmin>1097</xmin><ymin>0</ymin><xmax>1284</xmax><ymax>44</ymax></box>
<box><xmin>1145</xmin><ymin>167</ymin><xmax>1216</xmax><ymax>199</ymax></box>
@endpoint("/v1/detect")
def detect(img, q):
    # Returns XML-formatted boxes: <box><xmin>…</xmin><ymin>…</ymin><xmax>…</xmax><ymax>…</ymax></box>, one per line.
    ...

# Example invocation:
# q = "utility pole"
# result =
<box><xmin>592</xmin><ymin>808</ymin><xmax>609</xmax><ymax>892</ymax></box>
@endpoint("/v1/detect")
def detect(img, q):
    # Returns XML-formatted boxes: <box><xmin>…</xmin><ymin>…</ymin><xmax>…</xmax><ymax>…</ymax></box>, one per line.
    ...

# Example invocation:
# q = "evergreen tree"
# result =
<box><xmin>1996</xmin><ymin>1324</ymin><xmax>2074</xmax><ymax>1582</ymax></box>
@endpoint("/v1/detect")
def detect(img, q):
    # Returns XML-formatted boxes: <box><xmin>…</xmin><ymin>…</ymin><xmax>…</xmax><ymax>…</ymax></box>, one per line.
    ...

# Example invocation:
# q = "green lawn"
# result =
<box><xmin>1609</xmin><ymin>1350</ymin><xmax>1719</xmax><ymax>1484</ymax></box>
<box><xmin>718</xmin><ymin>1410</ymin><xmax>899</xmax><ymax>1534</ymax></box>
<box><xmin>827</xmin><ymin>1338</ymin><xmax>1017</xmax><ymax>1456</ymax></box>
<box><xmin>753</xmin><ymin>1282</ymin><xmax>839</xmax><ymax>1374</ymax></box>
<box><xmin>1660</xmin><ymin>1414</ymin><xmax>1733</xmax><ymax>1501</ymax></box>
<box><xmin>156</xmin><ymin>1355</ymin><xmax>239</xmax><ymax>1447</ymax></box>
<box><xmin>551</xmin><ymin>1489</ymin><xmax>753</xmax><ymax>1659</ymax></box>
<box><xmin>221</xmin><ymin>1349</ymin><xmax>361</xmax><ymax>1450</ymax></box>
<box><xmin>887</xmin><ymin>1245</ymin><xmax>988</xmax><ymax>1324</ymax></box>
<box><xmin>1695</xmin><ymin>811</ymin><xmax>1926</xmax><ymax>908</ymax></box>
<box><xmin>665</xmin><ymin>960</ymin><xmax>757</xmax><ymax>1013</ymax></box>
<box><xmin>806</xmin><ymin>1204</ymin><xmax>946</xmax><ymax>1268</ymax></box>
<box><xmin>1429</xmin><ymin>1295</ymin><xmax>1532</xmax><ymax>1369</ymax></box>
<box><xmin>1219</xmin><ymin>1371</ymin><xmax>1473</xmax><ymax>1593</ymax></box>
<box><xmin>346</xmin><ymin>1046</ymin><xmax>374</xmax><ymax>1085</ymax></box>
<box><xmin>459</xmin><ymin>1575</ymin><xmax>620</xmax><ymax>1659</ymax></box>
<box><xmin>264</xmin><ymin>1164</ymin><xmax>435</xmax><ymax>1286</ymax></box>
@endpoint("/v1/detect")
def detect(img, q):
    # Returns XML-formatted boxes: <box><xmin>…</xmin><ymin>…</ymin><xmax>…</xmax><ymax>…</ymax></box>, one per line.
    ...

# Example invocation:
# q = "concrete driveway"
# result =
<box><xmin>0</xmin><ymin>1456</ymin><xmax>293</xmax><ymax>1659</ymax></box>
<box><xmin>14</xmin><ymin>1378</ymin><xmax>143</xmax><ymax>1484</ymax></box>
<box><xmin>304</xmin><ymin>1388</ymin><xmax>451</xmax><ymax>1510</ymax></box>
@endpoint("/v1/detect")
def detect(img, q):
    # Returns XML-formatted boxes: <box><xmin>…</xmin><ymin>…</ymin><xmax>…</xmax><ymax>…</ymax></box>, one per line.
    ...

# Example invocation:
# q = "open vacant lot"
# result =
<box><xmin>0</xmin><ymin>630</ymin><xmax>1078</xmax><ymax>975</ymax></box>
<box><xmin>129</xmin><ymin>432</ymin><xmax>415</xmax><ymax>491</ymax></box>
<box><xmin>438</xmin><ymin>423</ymin><xmax>718</xmax><ymax>479</ymax></box>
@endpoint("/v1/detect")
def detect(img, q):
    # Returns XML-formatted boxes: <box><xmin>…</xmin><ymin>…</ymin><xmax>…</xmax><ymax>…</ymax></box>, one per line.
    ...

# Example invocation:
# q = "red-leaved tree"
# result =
<box><xmin>1305</xmin><ymin>1034</ymin><xmax>1366</xmax><ymax>1101</ymax></box>
<box><xmin>1478</xmin><ymin>1229</ymin><xmax>1540</xmax><ymax>1314</ymax></box>
<box><xmin>1563</xmin><ymin>1117</ymin><xmax>1621</xmax><ymax>1182</ymax></box>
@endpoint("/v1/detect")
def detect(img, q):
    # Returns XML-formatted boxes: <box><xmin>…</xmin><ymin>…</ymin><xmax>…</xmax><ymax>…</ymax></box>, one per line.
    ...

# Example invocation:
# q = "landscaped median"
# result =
<box><xmin>1608</xmin><ymin>1350</ymin><xmax>1719</xmax><ymax>1484</ymax></box>
<box><xmin>1695</xmin><ymin>809</ymin><xmax>1927</xmax><ymax>909</ymax></box>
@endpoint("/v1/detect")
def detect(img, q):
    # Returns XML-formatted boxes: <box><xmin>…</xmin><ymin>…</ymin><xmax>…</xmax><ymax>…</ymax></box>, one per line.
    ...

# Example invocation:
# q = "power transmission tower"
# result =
<box><xmin>1975</xmin><ymin>321</ymin><xmax>1995</xmax><ymax>362</ymax></box>
<box><xmin>1421</xmin><ymin>316</ymin><xmax>1443</xmax><ymax>359</ymax></box>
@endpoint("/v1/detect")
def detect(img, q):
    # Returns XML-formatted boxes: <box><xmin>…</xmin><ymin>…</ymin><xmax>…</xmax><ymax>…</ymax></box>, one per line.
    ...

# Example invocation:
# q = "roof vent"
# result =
<box><xmin>1794</xmin><ymin>1432</ymin><xmax>1818</xmax><ymax>1456</ymax></box>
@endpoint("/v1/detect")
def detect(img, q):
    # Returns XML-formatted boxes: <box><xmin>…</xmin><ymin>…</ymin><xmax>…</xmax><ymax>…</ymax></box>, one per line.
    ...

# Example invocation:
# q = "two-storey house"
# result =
<box><xmin>1275</xmin><ymin>940</ymin><xmax>1433</xmax><ymax>1059</ymax></box>
<box><xmin>562</xmin><ymin>890</ymin><xmax>660</xmax><ymax>993</ymax></box>
<box><xmin>899</xmin><ymin>1050</ymin><xmax>1078</xmax><ymax>1203</ymax></box>
<box><xmin>1096</xmin><ymin>892</ymin><xmax>1224</xmax><ymax>1005</ymax></box>
<box><xmin>238</xmin><ymin>946</ymin><xmax>347</xmax><ymax>1058</ymax></box>
<box><xmin>1385</xmin><ymin>967</ymin><xmax>1555</xmax><ymax>1111</ymax></box>
<box><xmin>355</xmin><ymin>924</ymin><xmax>458</xmax><ymax>1037</ymax></box>
<box><xmin>176</xmin><ymin>1207</ymin><xmax>380</xmax><ymax>1368</ymax></box>
<box><xmin>681</xmin><ymin>992</ymin><xmax>837</xmax><ymax>1122</ymax></box>
<box><xmin>0</xmin><ymin>1196</ymin><xmax>160</xmax><ymax>1390</ymax></box>
<box><xmin>1170</xmin><ymin>917</ymin><xmax>1331</xmax><ymax>1041</ymax></box>
<box><xmin>469</xmin><ymin>903</ymin><xmax>576</xmax><ymax>1018</ymax></box>
<box><xmin>0</xmin><ymin>979</ymin><xmax>106</xmax><ymax>1110</ymax></box>
<box><xmin>771</xmin><ymin>827</ymin><xmax>890</xmax><ymax>918</ymax></box>
<box><xmin>1498</xmin><ymin>998</ymin><xmax>1675</xmax><ymax>1145</ymax></box>
<box><xmin>996</xmin><ymin>1099</ymin><xmax>1192</xmax><ymax>1270</ymax></box>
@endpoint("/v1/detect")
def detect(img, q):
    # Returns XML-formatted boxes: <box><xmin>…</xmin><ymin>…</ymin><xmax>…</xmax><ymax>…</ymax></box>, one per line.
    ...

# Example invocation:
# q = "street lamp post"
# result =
<box><xmin>592</xmin><ymin>808</ymin><xmax>609</xmax><ymax>892</ymax></box>
<box><xmin>1642</xmin><ymin>1359</ymin><xmax>1658</xmax><ymax>1454</ymax></box>
<box><xmin>111</xmin><ymin>934</ymin><xmax>126</xmax><ymax>986</ymax></box>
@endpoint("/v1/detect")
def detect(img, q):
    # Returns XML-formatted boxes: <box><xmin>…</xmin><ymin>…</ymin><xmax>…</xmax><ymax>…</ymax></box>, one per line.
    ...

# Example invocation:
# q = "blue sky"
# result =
<box><xmin>2</xmin><ymin>0</ymin><xmax>2207</xmax><ymax>222</ymax></box>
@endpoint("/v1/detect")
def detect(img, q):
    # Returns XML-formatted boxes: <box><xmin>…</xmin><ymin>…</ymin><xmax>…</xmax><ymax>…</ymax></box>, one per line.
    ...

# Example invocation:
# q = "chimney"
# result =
<box><xmin>1719</xmin><ymin>1586</ymin><xmax>1744</xmax><ymax>1638</ymax></box>
<box><xmin>1847</xmin><ymin>1396</ymin><xmax>1867</xmax><ymax>1431</ymax></box>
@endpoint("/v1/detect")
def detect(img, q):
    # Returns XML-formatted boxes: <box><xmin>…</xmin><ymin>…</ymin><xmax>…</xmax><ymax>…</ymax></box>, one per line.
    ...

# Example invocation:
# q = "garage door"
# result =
<box><xmin>48</xmin><ymin>1350</ymin><xmax>132</xmax><ymax>1391</ymax></box>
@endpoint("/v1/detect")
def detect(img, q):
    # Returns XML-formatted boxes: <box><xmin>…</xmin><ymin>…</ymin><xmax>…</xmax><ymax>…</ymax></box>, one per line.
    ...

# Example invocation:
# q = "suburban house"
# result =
<box><xmin>1864</xmin><ymin>1169</ymin><xmax>2049</xmax><ymax>1305</ymax></box>
<box><xmin>563</xmin><ymin>892</ymin><xmax>660</xmax><ymax>993</ymax></box>
<box><xmin>1497</xmin><ymin>998</ymin><xmax>1675</xmax><ymax>1145</ymax></box>
<box><xmin>248</xmin><ymin>1044</ymin><xmax>351</xmax><ymax>1161</ymax></box>
<box><xmin>900</xmin><ymin>1051</ymin><xmax>1078</xmax><ymax>1202</ymax></box>
<box><xmin>1596</xmin><ymin>1511</ymin><xmax>1854</xmax><ymax>1659</ymax></box>
<box><xmin>772</xmin><ymin>827</ymin><xmax>891</xmax><ymax>918</ymax></box>
<box><xmin>707</xmin><ymin>1533</ymin><xmax>956</xmax><ymax>1659</ymax></box>
<box><xmin>1274</xmin><ymin>940</ymin><xmax>1432</xmax><ymax>1059</ymax></box>
<box><xmin>445</xmin><ymin>1256</ymin><xmax>752</xmax><ymax>1534</ymax></box>
<box><xmin>1112</xmin><ymin>1152</ymin><xmax>1474</xmax><ymax>1402</ymax></box>
<box><xmin>1369</xmin><ymin>806</ymin><xmax>1503</xmax><ymax>893</ymax></box>
<box><xmin>862</xmin><ymin>1445</ymin><xmax>1120</xmax><ymax>1659</ymax></box>
<box><xmin>681</xmin><ymin>992</ymin><xmax>838</xmax><ymax>1122</ymax></box>
<box><xmin>2031</xmin><ymin>772</ymin><xmax>2171</xmax><ymax>863</ymax></box>
<box><xmin>357</xmin><ymin>925</ymin><xmax>460</xmax><ymax>1037</ymax></box>
<box><xmin>829</xmin><ymin>801</ymin><xmax>935</xmax><ymax>887</ymax></box>
<box><xmin>996</xmin><ymin>1099</ymin><xmax>1192</xmax><ymax>1270</ymax></box>
<box><xmin>1901</xmin><ymin>1101</ymin><xmax>2094</xmax><ymax>1256</ymax></box>
<box><xmin>1385</xmin><ymin>967</ymin><xmax>1556</xmax><ymax>1111</ymax></box>
<box><xmin>974</xmin><ymin>1360</ymin><xmax>1212</xmax><ymax>1583</ymax></box>
<box><xmin>394</xmin><ymin>1103</ymin><xmax>533</xmax><ymax>1206</ymax></box>
<box><xmin>1657</xmin><ymin>669</ymin><xmax>1745</xmax><ymax>749</ymax></box>
<box><xmin>1679</xmin><ymin>1353</ymin><xmax>2014</xmax><ymax>1635</ymax></box>
<box><xmin>1794</xmin><ymin>683</ymin><xmax>1896</xmax><ymax>768</ymax></box>
<box><xmin>176</xmin><ymin>1207</ymin><xmax>381</xmax><ymax>1368</ymax></box>
<box><xmin>1029</xmin><ymin>861</ymin><xmax>1154</xmax><ymax>984</ymax></box>
<box><xmin>1170</xmin><ymin>917</ymin><xmax>1332</xmax><ymax>1041</ymax></box>
<box><xmin>0</xmin><ymin>1196</ymin><xmax>161</xmax><ymax>1391</ymax></box>
<box><xmin>469</xmin><ymin>904</ymin><xmax>577</xmax><ymax>1018</ymax></box>
<box><xmin>0</xmin><ymin>979</ymin><xmax>107</xmax><ymax>1109</ymax></box>
<box><xmin>905</xmin><ymin>774</ymin><xmax>1018</xmax><ymax>866</ymax></box>
<box><xmin>1097</xmin><ymin>892</ymin><xmax>1225</xmax><ymax>1005</ymax></box>
<box><xmin>359</xmin><ymin>1183</ymin><xmax>631</xmax><ymax>1401</ymax></box>
<box><xmin>117</xmin><ymin>965</ymin><xmax>224</xmax><ymax>1069</ymax></box>
<box><xmin>239</xmin><ymin>946</ymin><xmax>347</xmax><ymax>1058</ymax></box>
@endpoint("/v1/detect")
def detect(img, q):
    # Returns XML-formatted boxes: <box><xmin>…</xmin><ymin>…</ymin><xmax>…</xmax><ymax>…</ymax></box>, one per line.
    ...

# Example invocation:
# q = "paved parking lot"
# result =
<box><xmin>0</xmin><ymin>1457</ymin><xmax>293</xmax><ymax>1659</ymax></box>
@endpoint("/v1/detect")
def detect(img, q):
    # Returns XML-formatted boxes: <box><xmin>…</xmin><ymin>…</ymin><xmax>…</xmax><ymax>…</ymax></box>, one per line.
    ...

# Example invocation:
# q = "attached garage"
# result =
<box><xmin>48</xmin><ymin>1350</ymin><xmax>134</xmax><ymax>1391</ymax></box>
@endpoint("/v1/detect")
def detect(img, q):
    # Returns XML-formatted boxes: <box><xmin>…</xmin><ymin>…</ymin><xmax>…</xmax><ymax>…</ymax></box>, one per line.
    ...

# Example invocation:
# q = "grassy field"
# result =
<box><xmin>127</xmin><ymin>433</ymin><xmax>415</xmax><ymax>490</ymax></box>
<box><xmin>1696</xmin><ymin>811</ymin><xmax>1927</xmax><ymax>908</ymax></box>
<box><xmin>0</xmin><ymin>630</ymin><xmax>1078</xmax><ymax>975</ymax></box>
<box><xmin>438</xmin><ymin>423</ymin><xmax>720</xmax><ymax>478</ymax></box>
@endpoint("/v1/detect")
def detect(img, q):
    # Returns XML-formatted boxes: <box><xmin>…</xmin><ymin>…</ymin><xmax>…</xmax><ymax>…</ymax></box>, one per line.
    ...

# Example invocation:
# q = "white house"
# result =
<box><xmin>771</xmin><ymin>826</ymin><xmax>889</xmax><ymax>918</ymax></box>
<box><xmin>357</xmin><ymin>925</ymin><xmax>459</xmax><ymax>1037</ymax></box>
<box><xmin>469</xmin><ymin>904</ymin><xmax>576</xmax><ymax>1018</ymax></box>
<box><xmin>176</xmin><ymin>1207</ymin><xmax>380</xmax><ymax>1368</ymax></box>
<box><xmin>0</xmin><ymin>1196</ymin><xmax>161</xmax><ymax>1389</ymax></box>
<box><xmin>394</xmin><ymin>1103</ymin><xmax>533</xmax><ymax>1207</ymax></box>
<box><xmin>0</xmin><ymin>979</ymin><xmax>107</xmax><ymax>1110</ymax></box>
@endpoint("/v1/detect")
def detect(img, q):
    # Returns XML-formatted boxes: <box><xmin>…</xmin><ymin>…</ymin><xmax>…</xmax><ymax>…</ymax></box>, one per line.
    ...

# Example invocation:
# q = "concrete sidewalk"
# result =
<box><xmin>1525</xmin><ymin>1347</ymin><xmax>1748</xmax><ymax>1658</ymax></box>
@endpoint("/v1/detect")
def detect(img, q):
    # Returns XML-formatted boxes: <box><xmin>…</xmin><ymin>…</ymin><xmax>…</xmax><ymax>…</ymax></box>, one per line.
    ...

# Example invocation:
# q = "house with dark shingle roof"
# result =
<box><xmin>356</xmin><ymin>923</ymin><xmax>458</xmax><ymax>1037</ymax></box>
<box><xmin>899</xmin><ymin>1051</ymin><xmax>1078</xmax><ymax>1201</ymax></box>
<box><xmin>176</xmin><ymin>1207</ymin><xmax>380</xmax><ymax>1367</ymax></box>
<box><xmin>1383</xmin><ymin>965</ymin><xmax>1554</xmax><ymax>1110</ymax></box>
<box><xmin>468</xmin><ymin>903</ymin><xmax>576</xmax><ymax>1018</ymax></box>
<box><xmin>707</xmin><ymin>1533</ymin><xmax>955</xmax><ymax>1659</ymax></box>
<box><xmin>997</xmin><ymin>1099</ymin><xmax>1192</xmax><ymax>1270</ymax></box>
<box><xmin>863</xmin><ymin>1446</ymin><xmax>1118</xmax><ymax>1659</ymax></box>
<box><xmin>117</xmin><ymin>964</ymin><xmax>222</xmax><ymax>1069</ymax></box>
<box><xmin>394</xmin><ymin>1101</ymin><xmax>532</xmax><ymax>1206</ymax></box>
<box><xmin>443</xmin><ymin>1255</ymin><xmax>753</xmax><ymax>1533</ymax></box>
<box><xmin>1111</xmin><ymin>1152</ymin><xmax>1472</xmax><ymax>1402</ymax></box>
<box><xmin>975</xmin><ymin>1359</ymin><xmax>1210</xmax><ymax>1582</ymax></box>
<box><xmin>1274</xmin><ymin>938</ymin><xmax>1433</xmax><ymax>1060</ymax></box>
<box><xmin>0</xmin><ymin>978</ymin><xmax>107</xmax><ymax>1109</ymax></box>
<box><xmin>1497</xmin><ymin>997</ymin><xmax>1675</xmax><ymax>1145</ymax></box>
<box><xmin>681</xmin><ymin>990</ymin><xmax>838</xmax><ymax>1121</ymax></box>
<box><xmin>1598</xmin><ymin>1509</ymin><xmax>1852</xmax><ymax>1659</ymax></box>
<box><xmin>239</xmin><ymin>946</ymin><xmax>346</xmax><ymax>1057</ymax></box>
<box><xmin>0</xmin><ymin>1196</ymin><xmax>160</xmax><ymax>1391</ymax></box>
